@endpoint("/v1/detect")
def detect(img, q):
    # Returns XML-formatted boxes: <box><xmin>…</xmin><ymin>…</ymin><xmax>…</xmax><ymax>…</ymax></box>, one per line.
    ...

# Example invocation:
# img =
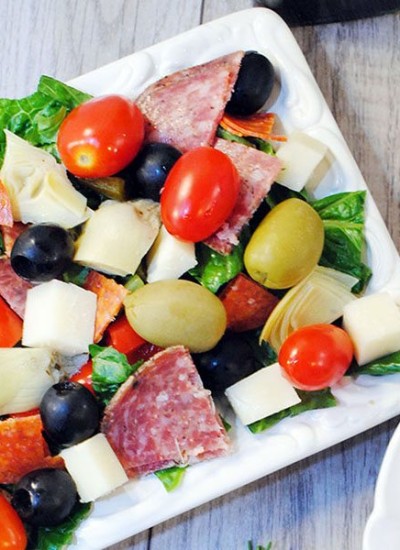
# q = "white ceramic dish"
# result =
<box><xmin>363</xmin><ymin>421</ymin><xmax>400</xmax><ymax>550</ymax></box>
<box><xmin>66</xmin><ymin>8</ymin><xmax>400</xmax><ymax>549</ymax></box>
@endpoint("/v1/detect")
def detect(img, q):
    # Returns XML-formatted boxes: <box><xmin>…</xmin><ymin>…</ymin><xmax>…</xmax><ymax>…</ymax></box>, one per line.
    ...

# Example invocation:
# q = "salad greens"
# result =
<box><xmin>0</xmin><ymin>75</ymin><xmax>91</xmax><ymax>164</ymax></box>
<box><xmin>27</xmin><ymin>502</ymin><xmax>92</xmax><ymax>550</ymax></box>
<box><xmin>311</xmin><ymin>191</ymin><xmax>372</xmax><ymax>293</ymax></box>
<box><xmin>248</xmin><ymin>388</ymin><xmax>337</xmax><ymax>434</ymax></box>
<box><xmin>217</xmin><ymin>126</ymin><xmax>276</xmax><ymax>156</ymax></box>
<box><xmin>154</xmin><ymin>466</ymin><xmax>188</xmax><ymax>492</ymax></box>
<box><xmin>89</xmin><ymin>344</ymin><xmax>142</xmax><ymax>405</ymax></box>
<box><xmin>189</xmin><ymin>239</ymin><xmax>245</xmax><ymax>293</ymax></box>
<box><xmin>349</xmin><ymin>350</ymin><xmax>400</xmax><ymax>376</ymax></box>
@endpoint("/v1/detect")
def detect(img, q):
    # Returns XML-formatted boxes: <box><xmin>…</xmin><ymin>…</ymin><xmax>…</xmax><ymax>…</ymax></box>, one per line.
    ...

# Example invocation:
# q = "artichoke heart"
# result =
<box><xmin>0</xmin><ymin>130</ymin><xmax>90</xmax><ymax>228</ymax></box>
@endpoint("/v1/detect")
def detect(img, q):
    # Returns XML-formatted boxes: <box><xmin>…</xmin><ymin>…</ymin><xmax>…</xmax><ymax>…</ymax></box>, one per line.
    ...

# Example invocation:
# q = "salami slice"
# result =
<box><xmin>0</xmin><ymin>258</ymin><xmax>32</xmax><ymax>318</ymax></box>
<box><xmin>204</xmin><ymin>139</ymin><xmax>282</xmax><ymax>254</ymax></box>
<box><xmin>102</xmin><ymin>346</ymin><xmax>231</xmax><ymax>478</ymax></box>
<box><xmin>136</xmin><ymin>51</ymin><xmax>244</xmax><ymax>153</ymax></box>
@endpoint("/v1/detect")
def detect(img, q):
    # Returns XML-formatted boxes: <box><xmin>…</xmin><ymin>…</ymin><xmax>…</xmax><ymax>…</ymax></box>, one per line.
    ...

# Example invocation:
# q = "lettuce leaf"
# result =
<box><xmin>28</xmin><ymin>502</ymin><xmax>92</xmax><ymax>550</ymax></box>
<box><xmin>189</xmin><ymin>240</ymin><xmax>244</xmax><ymax>293</ymax></box>
<box><xmin>311</xmin><ymin>191</ymin><xmax>372</xmax><ymax>293</ymax></box>
<box><xmin>90</xmin><ymin>344</ymin><xmax>142</xmax><ymax>405</ymax></box>
<box><xmin>247</xmin><ymin>388</ymin><xmax>337</xmax><ymax>433</ymax></box>
<box><xmin>0</xmin><ymin>76</ymin><xmax>91</xmax><ymax>165</ymax></box>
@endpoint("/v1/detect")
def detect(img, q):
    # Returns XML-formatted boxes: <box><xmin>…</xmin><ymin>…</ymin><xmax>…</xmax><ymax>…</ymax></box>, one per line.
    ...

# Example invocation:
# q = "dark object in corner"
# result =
<box><xmin>255</xmin><ymin>0</ymin><xmax>400</xmax><ymax>25</ymax></box>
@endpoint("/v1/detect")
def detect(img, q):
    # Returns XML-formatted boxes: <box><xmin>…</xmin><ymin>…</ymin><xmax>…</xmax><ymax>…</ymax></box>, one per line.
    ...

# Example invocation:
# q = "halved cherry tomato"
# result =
<box><xmin>0</xmin><ymin>493</ymin><xmax>27</xmax><ymax>550</ymax></box>
<box><xmin>57</xmin><ymin>95</ymin><xmax>144</xmax><ymax>178</ymax></box>
<box><xmin>70</xmin><ymin>360</ymin><xmax>94</xmax><ymax>393</ymax></box>
<box><xmin>160</xmin><ymin>147</ymin><xmax>240</xmax><ymax>242</ymax></box>
<box><xmin>278</xmin><ymin>324</ymin><xmax>354</xmax><ymax>391</ymax></box>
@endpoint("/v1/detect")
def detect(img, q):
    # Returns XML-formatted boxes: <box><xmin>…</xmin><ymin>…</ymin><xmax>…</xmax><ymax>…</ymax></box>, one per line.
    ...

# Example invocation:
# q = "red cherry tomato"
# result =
<box><xmin>160</xmin><ymin>147</ymin><xmax>240</xmax><ymax>242</ymax></box>
<box><xmin>57</xmin><ymin>95</ymin><xmax>144</xmax><ymax>178</ymax></box>
<box><xmin>70</xmin><ymin>360</ymin><xmax>94</xmax><ymax>393</ymax></box>
<box><xmin>0</xmin><ymin>494</ymin><xmax>27</xmax><ymax>550</ymax></box>
<box><xmin>278</xmin><ymin>324</ymin><xmax>354</xmax><ymax>391</ymax></box>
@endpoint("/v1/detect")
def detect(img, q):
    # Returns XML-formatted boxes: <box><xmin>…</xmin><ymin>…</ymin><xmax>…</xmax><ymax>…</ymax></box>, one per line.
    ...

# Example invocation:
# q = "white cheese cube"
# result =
<box><xmin>22</xmin><ymin>280</ymin><xmax>97</xmax><ymax>355</ymax></box>
<box><xmin>60</xmin><ymin>433</ymin><xmax>128</xmax><ymax>502</ymax></box>
<box><xmin>275</xmin><ymin>132</ymin><xmax>328</xmax><ymax>191</ymax></box>
<box><xmin>225</xmin><ymin>363</ymin><xmax>301</xmax><ymax>425</ymax></box>
<box><xmin>74</xmin><ymin>199</ymin><xmax>160</xmax><ymax>276</ymax></box>
<box><xmin>0</xmin><ymin>348</ymin><xmax>58</xmax><ymax>415</ymax></box>
<box><xmin>343</xmin><ymin>292</ymin><xmax>400</xmax><ymax>365</ymax></box>
<box><xmin>146</xmin><ymin>225</ymin><xmax>197</xmax><ymax>283</ymax></box>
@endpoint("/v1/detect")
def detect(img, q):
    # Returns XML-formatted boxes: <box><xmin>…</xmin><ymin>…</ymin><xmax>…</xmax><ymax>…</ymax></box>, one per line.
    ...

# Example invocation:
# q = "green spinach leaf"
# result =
<box><xmin>248</xmin><ymin>388</ymin><xmax>336</xmax><ymax>433</ymax></box>
<box><xmin>28</xmin><ymin>502</ymin><xmax>92</xmax><ymax>550</ymax></box>
<box><xmin>189</xmin><ymin>240</ymin><xmax>244</xmax><ymax>293</ymax></box>
<box><xmin>90</xmin><ymin>344</ymin><xmax>142</xmax><ymax>405</ymax></box>
<box><xmin>154</xmin><ymin>466</ymin><xmax>188</xmax><ymax>492</ymax></box>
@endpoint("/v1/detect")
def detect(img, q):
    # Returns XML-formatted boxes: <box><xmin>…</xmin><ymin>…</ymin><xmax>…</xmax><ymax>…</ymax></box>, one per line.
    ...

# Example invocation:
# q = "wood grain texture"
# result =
<box><xmin>0</xmin><ymin>2</ymin><xmax>399</xmax><ymax>549</ymax></box>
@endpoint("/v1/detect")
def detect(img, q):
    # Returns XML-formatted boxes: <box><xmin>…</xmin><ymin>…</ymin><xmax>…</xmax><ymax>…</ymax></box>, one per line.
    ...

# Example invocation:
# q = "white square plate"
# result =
<box><xmin>66</xmin><ymin>8</ymin><xmax>400</xmax><ymax>549</ymax></box>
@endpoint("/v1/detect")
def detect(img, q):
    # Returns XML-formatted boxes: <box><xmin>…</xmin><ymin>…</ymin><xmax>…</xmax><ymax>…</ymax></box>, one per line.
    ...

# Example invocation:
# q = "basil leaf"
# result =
<box><xmin>154</xmin><ymin>466</ymin><xmax>188</xmax><ymax>492</ymax></box>
<box><xmin>248</xmin><ymin>388</ymin><xmax>337</xmax><ymax>434</ymax></box>
<box><xmin>90</xmin><ymin>344</ymin><xmax>142</xmax><ymax>405</ymax></box>
<box><xmin>350</xmin><ymin>350</ymin><xmax>400</xmax><ymax>376</ymax></box>
<box><xmin>189</xmin><ymin>240</ymin><xmax>244</xmax><ymax>294</ymax></box>
<box><xmin>311</xmin><ymin>191</ymin><xmax>372</xmax><ymax>293</ymax></box>
<box><xmin>28</xmin><ymin>502</ymin><xmax>92</xmax><ymax>550</ymax></box>
<box><xmin>0</xmin><ymin>76</ymin><xmax>91</xmax><ymax>166</ymax></box>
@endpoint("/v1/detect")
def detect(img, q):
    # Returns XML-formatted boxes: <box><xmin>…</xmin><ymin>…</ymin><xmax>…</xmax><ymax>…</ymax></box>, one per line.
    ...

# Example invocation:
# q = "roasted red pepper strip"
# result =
<box><xmin>105</xmin><ymin>313</ymin><xmax>147</xmax><ymax>356</ymax></box>
<box><xmin>220</xmin><ymin>112</ymin><xmax>287</xmax><ymax>142</ymax></box>
<box><xmin>0</xmin><ymin>295</ymin><xmax>23</xmax><ymax>347</ymax></box>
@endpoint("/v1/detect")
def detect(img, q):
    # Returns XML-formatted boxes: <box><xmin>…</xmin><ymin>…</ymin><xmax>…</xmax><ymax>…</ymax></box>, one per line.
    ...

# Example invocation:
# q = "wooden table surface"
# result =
<box><xmin>1</xmin><ymin>1</ymin><xmax>399</xmax><ymax>549</ymax></box>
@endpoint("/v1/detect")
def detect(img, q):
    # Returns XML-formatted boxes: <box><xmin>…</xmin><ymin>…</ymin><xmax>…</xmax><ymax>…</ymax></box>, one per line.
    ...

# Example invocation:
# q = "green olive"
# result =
<box><xmin>124</xmin><ymin>280</ymin><xmax>227</xmax><ymax>353</ymax></box>
<box><xmin>244</xmin><ymin>198</ymin><xmax>324</xmax><ymax>289</ymax></box>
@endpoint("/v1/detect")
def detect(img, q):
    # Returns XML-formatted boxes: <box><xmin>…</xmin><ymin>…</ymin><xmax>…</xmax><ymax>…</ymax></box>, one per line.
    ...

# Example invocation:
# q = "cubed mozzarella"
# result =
<box><xmin>60</xmin><ymin>433</ymin><xmax>128</xmax><ymax>502</ymax></box>
<box><xmin>146</xmin><ymin>225</ymin><xmax>197</xmax><ymax>283</ymax></box>
<box><xmin>74</xmin><ymin>199</ymin><xmax>160</xmax><ymax>276</ymax></box>
<box><xmin>225</xmin><ymin>363</ymin><xmax>301</xmax><ymax>425</ymax></box>
<box><xmin>22</xmin><ymin>280</ymin><xmax>97</xmax><ymax>355</ymax></box>
<box><xmin>0</xmin><ymin>348</ymin><xmax>58</xmax><ymax>415</ymax></box>
<box><xmin>343</xmin><ymin>292</ymin><xmax>400</xmax><ymax>365</ymax></box>
<box><xmin>275</xmin><ymin>132</ymin><xmax>328</xmax><ymax>192</ymax></box>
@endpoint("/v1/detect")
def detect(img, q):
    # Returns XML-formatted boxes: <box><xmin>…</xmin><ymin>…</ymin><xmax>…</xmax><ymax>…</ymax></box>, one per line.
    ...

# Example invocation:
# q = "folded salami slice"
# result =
<box><xmin>0</xmin><ymin>258</ymin><xmax>32</xmax><ymax>318</ymax></box>
<box><xmin>102</xmin><ymin>346</ymin><xmax>231</xmax><ymax>478</ymax></box>
<box><xmin>136</xmin><ymin>51</ymin><xmax>244</xmax><ymax>153</ymax></box>
<box><xmin>204</xmin><ymin>139</ymin><xmax>282</xmax><ymax>254</ymax></box>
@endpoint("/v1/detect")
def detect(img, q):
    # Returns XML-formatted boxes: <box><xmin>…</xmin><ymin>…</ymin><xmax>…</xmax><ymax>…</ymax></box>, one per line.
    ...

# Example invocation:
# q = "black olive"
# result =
<box><xmin>193</xmin><ymin>332</ymin><xmax>260</xmax><ymax>394</ymax></box>
<box><xmin>127</xmin><ymin>142</ymin><xmax>182</xmax><ymax>201</ymax></box>
<box><xmin>225</xmin><ymin>51</ymin><xmax>275</xmax><ymax>116</ymax></box>
<box><xmin>40</xmin><ymin>381</ymin><xmax>100</xmax><ymax>449</ymax></box>
<box><xmin>10</xmin><ymin>223</ymin><xmax>74</xmax><ymax>283</ymax></box>
<box><xmin>11</xmin><ymin>468</ymin><xmax>77</xmax><ymax>526</ymax></box>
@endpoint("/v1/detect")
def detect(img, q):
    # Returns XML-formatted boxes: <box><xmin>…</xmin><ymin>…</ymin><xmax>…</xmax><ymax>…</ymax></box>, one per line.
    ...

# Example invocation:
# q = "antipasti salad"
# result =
<box><xmin>1</xmin><ymin>49</ymin><xmax>400</xmax><ymax>549</ymax></box>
